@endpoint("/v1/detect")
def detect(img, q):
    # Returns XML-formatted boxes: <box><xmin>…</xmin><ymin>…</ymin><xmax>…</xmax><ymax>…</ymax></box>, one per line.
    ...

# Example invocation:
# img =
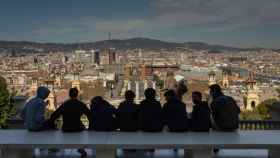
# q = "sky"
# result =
<box><xmin>0</xmin><ymin>0</ymin><xmax>280</xmax><ymax>48</ymax></box>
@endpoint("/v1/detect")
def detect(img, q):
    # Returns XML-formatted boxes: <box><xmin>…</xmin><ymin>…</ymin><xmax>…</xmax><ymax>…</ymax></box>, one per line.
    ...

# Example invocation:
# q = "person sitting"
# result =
<box><xmin>116</xmin><ymin>90</ymin><xmax>139</xmax><ymax>132</ymax></box>
<box><xmin>89</xmin><ymin>96</ymin><xmax>117</xmax><ymax>131</ymax></box>
<box><xmin>21</xmin><ymin>86</ymin><xmax>51</xmax><ymax>131</ymax></box>
<box><xmin>139</xmin><ymin>88</ymin><xmax>164</xmax><ymax>132</ymax></box>
<box><xmin>163</xmin><ymin>90</ymin><xmax>188</xmax><ymax>132</ymax></box>
<box><xmin>191</xmin><ymin>91</ymin><xmax>211</xmax><ymax>132</ymax></box>
<box><xmin>49</xmin><ymin>88</ymin><xmax>91</xmax><ymax>157</ymax></box>
<box><xmin>209</xmin><ymin>84</ymin><xmax>241</xmax><ymax>131</ymax></box>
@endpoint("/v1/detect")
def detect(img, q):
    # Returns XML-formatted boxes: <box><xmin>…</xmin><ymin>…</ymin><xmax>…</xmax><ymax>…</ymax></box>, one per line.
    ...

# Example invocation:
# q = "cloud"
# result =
<box><xmin>151</xmin><ymin>0</ymin><xmax>280</xmax><ymax>31</ymax></box>
<box><xmin>31</xmin><ymin>0</ymin><xmax>280</xmax><ymax>43</ymax></box>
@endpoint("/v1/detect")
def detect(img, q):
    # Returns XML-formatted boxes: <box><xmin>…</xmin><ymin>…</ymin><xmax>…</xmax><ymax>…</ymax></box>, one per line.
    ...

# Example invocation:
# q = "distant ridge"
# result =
<box><xmin>0</xmin><ymin>37</ymin><xmax>274</xmax><ymax>53</ymax></box>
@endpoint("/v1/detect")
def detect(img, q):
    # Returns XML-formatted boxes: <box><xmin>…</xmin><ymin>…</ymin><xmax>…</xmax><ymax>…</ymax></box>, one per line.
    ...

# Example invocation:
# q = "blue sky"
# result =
<box><xmin>1</xmin><ymin>0</ymin><xmax>280</xmax><ymax>48</ymax></box>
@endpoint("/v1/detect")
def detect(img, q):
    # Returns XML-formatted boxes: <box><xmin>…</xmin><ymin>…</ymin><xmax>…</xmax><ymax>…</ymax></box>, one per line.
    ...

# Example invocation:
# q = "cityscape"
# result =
<box><xmin>1</xmin><ymin>38</ymin><xmax>280</xmax><ymax>121</ymax></box>
<box><xmin>1</xmin><ymin>0</ymin><xmax>280</xmax><ymax>158</ymax></box>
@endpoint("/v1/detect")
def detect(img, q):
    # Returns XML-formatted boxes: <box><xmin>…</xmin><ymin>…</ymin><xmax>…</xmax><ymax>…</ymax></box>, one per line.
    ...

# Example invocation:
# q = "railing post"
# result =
<box><xmin>96</xmin><ymin>147</ymin><xmax>116</xmax><ymax>158</ymax></box>
<box><xmin>184</xmin><ymin>148</ymin><xmax>212</xmax><ymax>158</ymax></box>
<box><xmin>269</xmin><ymin>148</ymin><xmax>280</xmax><ymax>158</ymax></box>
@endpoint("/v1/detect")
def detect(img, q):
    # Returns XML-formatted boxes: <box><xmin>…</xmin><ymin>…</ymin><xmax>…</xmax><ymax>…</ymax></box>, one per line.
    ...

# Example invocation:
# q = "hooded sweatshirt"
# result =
<box><xmin>21</xmin><ymin>87</ymin><xmax>50</xmax><ymax>131</ymax></box>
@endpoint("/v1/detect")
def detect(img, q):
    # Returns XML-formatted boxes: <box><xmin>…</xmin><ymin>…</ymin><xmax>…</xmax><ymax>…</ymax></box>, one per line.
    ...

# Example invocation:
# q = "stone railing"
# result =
<box><xmin>239</xmin><ymin>120</ymin><xmax>280</xmax><ymax>130</ymax></box>
<box><xmin>5</xmin><ymin>119</ymin><xmax>280</xmax><ymax>130</ymax></box>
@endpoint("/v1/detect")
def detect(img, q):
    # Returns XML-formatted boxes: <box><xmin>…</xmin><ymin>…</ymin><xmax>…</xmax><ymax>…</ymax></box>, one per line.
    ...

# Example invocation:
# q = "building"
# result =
<box><xmin>222</xmin><ymin>70</ymin><xmax>230</xmax><ymax>88</ymax></box>
<box><xmin>244</xmin><ymin>73</ymin><xmax>260</xmax><ymax>111</ymax></box>
<box><xmin>208</xmin><ymin>71</ymin><xmax>216</xmax><ymax>86</ymax></box>
<box><xmin>91</xmin><ymin>50</ymin><xmax>100</xmax><ymax>65</ymax></box>
<box><xmin>108</xmin><ymin>49</ymin><xmax>116</xmax><ymax>65</ymax></box>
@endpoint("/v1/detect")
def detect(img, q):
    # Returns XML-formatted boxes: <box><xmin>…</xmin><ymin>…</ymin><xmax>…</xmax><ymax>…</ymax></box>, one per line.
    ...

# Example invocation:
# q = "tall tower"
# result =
<box><xmin>108</xmin><ymin>49</ymin><xmax>116</xmax><ymax>65</ymax></box>
<box><xmin>222</xmin><ymin>70</ymin><xmax>230</xmax><ymax>88</ymax></box>
<box><xmin>72</xmin><ymin>72</ymin><xmax>81</xmax><ymax>92</ymax></box>
<box><xmin>31</xmin><ymin>77</ymin><xmax>39</xmax><ymax>95</ymax></box>
<box><xmin>208</xmin><ymin>71</ymin><xmax>216</xmax><ymax>86</ymax></box>
<box><xmin>245</xmin><ymin>72</ymin><xmax>259</xmax><ymax>111</ymax></box>
<box><xmin>91</xmin><ymin>49</ymin><xmax>100</xmax><ymax>65</ymax></box>
<box><xmin>44</xmin><ymin>80</ymin><xmax>57</xmax><ymax>111</ymax></box>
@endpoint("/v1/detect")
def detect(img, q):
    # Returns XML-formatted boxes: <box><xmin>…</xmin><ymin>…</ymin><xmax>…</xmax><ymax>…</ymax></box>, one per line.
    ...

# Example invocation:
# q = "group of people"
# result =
<box><xmin>21</xmin><ymin>83</ymin><xmax>241</xmax><ymax>157</ymax></box>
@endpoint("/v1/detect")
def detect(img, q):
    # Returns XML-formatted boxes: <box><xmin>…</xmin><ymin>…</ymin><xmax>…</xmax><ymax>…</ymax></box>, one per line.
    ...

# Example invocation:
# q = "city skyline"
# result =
<box><xmin>1</xmin><ymin>0</ymin><xmax>280</xmax><ymax>48</ymax></box>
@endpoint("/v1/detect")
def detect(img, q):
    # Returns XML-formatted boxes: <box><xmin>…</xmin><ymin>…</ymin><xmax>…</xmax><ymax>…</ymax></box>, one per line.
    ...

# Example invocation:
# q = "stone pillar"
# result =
<box><xmin>135</xmin><ymin>81</ymin><xmax>140</xmax><ymax>100</ymax></box>
<box><xmin>144</xmin><ymin>80</ymin><xmax>148</xmax><ymax>90</ymax></box>
<box><xmin>127</xmin><ymin>80</ymin><xmax>132</xmax><ymax>90</ymax></box>
<box><xmin>152</xmin><ymin>81</ymin><xmax>156</xmax><ymax>90</ymax></box>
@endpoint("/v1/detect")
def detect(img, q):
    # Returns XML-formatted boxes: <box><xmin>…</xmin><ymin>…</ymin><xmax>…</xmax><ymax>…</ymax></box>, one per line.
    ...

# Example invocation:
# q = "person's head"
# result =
<box><xmin>164</xmin><ymin>89</ymin><xmax>176</xmax><ymax>101</ymax></box>
<box><xmin>209</xmin><ymin>84</ymin><xmax>223</xmax><ymax>99</ymax></box>
<box><xmin>176</xmin><ymin>81</ymin><xmax>188</xmax><ymax>98</ymax></box>
<box><xmin>192</xmin><ymin>91</ymin><xmax>202</xmax><ymax>105</ymax></box>
<box><xmin>91</xmin><ymin>96</ymin><xmax>103</xmax><ymax>105</ymax></box>
<box><xmin>69</xmin><ymin>88</ymin><xmax>79</xmax><ymax>99</ymax></box>
<box><xmin>36</xmin><ymin>86</ymin><xmax>50</xmax><ymax>100</ymax></box>
<box><xmin>125</xmin><ymin>90</ymin><xmax>135</xmax><ymax>102</ymax></box>
<box><xmin>144</xmin><ymin>88</ymin><xmax>156</xmax><ymax>100</ymax></box>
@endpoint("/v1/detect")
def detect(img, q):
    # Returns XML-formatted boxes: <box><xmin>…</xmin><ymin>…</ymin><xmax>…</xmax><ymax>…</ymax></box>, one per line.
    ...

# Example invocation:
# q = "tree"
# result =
<box><xmin>257</xmin><ymin>99</ymin><xmax>278</xmax><ymax>120</ymax></box>
<box><xmin>0</xmin><ymin>76</ymin><xmax>11</xmax><ymax>128</ymax></box>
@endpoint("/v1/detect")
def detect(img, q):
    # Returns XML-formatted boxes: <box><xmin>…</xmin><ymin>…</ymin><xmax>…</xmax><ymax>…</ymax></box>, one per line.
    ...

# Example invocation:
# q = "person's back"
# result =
<box><xmin>191</xmin><ymin>91</ymin><xmax>211</xmax><ymax>132</ymax></box>
<box><xmin>211</xmin><ymin>95</ymin><xmax>240</xmax><ymax>131</ymax></box>
<box><xmin>192</xmin><ymin>101</ymin><xmax>211</xmax><ymax>132</ymax></box>
<box><xmin>90</xmin><ymin>96</ymin><xmax>116</xmax><ymax>131</ymax></box>
<box><xmin>49</xmin><ymin>88</ymin><xmax>89</xmax><ymax>158</ymax></box>
<box><xmin>210</xmin><ymin>85</ymin><xmax>240</xmax><ymax>131</ymax></box>
<box><xmin>163</xmin><ymin>90</ymin><xmax>188</xmax><ymax>132</ymax></box>
<box><xmin>50</xmin><ymin>99</ymin><xmax>91</xmax><ymax>132</ymax></box>
<box><xmin>139</xmin><ymin>88</ymin><xmax>163</xmax><ymax>132</ymax></box>
<box><xmin>21</xmin><ymin>87</ymin><xmax>50</xmax><ymax>131</ymax></box>
<box><xmin>117</xmin><ymin>101</ymin><xmax>139</xmax><ymax>131</ymax></box>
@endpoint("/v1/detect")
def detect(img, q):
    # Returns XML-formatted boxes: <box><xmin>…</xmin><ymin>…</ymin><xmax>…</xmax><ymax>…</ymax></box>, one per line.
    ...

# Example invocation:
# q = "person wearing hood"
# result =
<box><xmin>21</xmin><ymin>86</ymin><xmax>50</xmax><ymax>131</ymax></box>
<box><xmin>163</xmin><ymin>90</ymin><xmax>189</xmax><ymax>132</ymax></box>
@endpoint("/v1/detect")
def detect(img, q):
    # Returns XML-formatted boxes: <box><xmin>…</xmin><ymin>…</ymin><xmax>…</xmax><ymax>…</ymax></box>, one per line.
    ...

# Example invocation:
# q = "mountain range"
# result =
<box><xmin>0</xmin><ymin>37</ymin><xmax>276</xmax><ymax>53</ymax></box>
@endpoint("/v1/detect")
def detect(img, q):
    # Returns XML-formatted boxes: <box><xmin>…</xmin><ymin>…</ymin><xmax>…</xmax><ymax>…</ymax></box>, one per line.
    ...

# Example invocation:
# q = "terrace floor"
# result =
<box><xmin>29</xmin><ymin>149</ymin><xmax>268</xmax><ymax>158</ymax></box>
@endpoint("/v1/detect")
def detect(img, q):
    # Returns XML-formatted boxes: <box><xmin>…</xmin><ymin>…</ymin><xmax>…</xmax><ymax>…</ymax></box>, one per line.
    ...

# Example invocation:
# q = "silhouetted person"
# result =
<box><xmin>49</xmin><ymin>88</ymin><xmax>91</xmax><ymax>132</ymax></box>
<box><xmin>49</xmin><ymin>88</ymin><xmax>90</xmax><ymax>157</ymax></box>
<box><xmin>191</xmin><ymin>91</ymin><xmax>211</xmax><ymax>132</ymax></box>
<box><xmin>21</xmin><ymin>86</ymin><xmax>50</xmax><ymax>131</ymax></box>
<box><xmin>163</xmin><ymin>90</ymin><xmax>188</xmax><ymax>132</ymax></box>
<box><xmin>209</xmin><ymin>84</ymin><xmax>240</xmax><ymax>131</ymax></box>
<box><xmin>139</xmin><ymin>88</ymin><xmax>164</xmax><ymax>132</ymax></box>
<box><xmin>116</xmin><ymin>90</ymin><xmax>139</xmax><ymax>132</ymax></box>
<box><xmin>89</xmin><ymin>96</ymin><xmax>117</xmax><ymax>131</ymax></box>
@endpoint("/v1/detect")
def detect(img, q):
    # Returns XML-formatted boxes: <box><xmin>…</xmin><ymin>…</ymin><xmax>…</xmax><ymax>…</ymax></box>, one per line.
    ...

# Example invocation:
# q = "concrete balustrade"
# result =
<box><xmin>1</xmin><ymin>130</ymin><xmax>280</xmax><ymax>158</ymax></box>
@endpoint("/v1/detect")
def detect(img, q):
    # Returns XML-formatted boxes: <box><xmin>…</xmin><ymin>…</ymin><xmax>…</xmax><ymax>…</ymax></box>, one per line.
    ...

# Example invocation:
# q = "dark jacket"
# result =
<box><xmin>191</xmin><ymin>101</ymin><xmax>211</xmax><ymax>132</ymax></box>
<box><xmin>49</xmin><ymin>99</ymin><xmax>91</xmax><ymax>132</ymax></box>
<box><xmin>163</xmin><ymin>97</ymin><xmax>188</xmax><ymax>132</ymax></box>
<box><xmin>139</xmin><ymin>99</ymin><xmax>164</xmax><ymax>132</ymax></box>
<box><xmin>116</xmin><ymin>101</ymin><xmax>139</xmax><ymax>132</ymax></box>
<box><xmin>211</xmin><ymin>95</ymin><xmax>241</xmax><ymax>131</ymax></box>
<box><xmin>89</xmin><ymin>100</ymin><xmax>117</xmax><ymax>131</ymax></box>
